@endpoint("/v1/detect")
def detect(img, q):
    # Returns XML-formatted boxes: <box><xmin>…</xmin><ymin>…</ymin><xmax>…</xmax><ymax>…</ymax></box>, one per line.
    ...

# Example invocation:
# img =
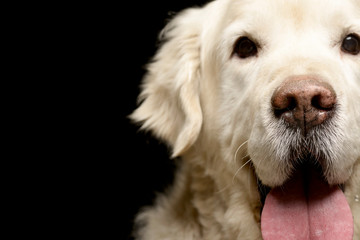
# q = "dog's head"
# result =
<box><xmin>132</xmin><ymin>0</ymin><xmax>359</xmax><ymax>237</ymax></box>
<box><xmin>132</xmin><ymin>0</ymin><xmax>359</xmax><ymax>186</ymax></box>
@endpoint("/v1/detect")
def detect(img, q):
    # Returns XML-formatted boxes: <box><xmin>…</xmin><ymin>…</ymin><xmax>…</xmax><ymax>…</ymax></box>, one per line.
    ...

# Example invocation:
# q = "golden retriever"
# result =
<box><xmin>131</xmin><ymin>0</ymin><xmax>360</xmax><ymax>239</ymax></box>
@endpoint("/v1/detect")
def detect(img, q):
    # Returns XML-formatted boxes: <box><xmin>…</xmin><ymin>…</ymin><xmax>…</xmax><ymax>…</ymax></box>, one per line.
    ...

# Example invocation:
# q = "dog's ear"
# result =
<box><xmin>131</xmin><ymin>9</ymin><xmax>203</xmax><ymax>157</ymax></box>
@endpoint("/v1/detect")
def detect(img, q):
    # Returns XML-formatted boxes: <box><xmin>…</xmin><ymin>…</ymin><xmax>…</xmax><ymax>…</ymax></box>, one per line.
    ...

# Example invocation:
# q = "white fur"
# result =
<box><xmin>131</xmin><ymin>0</ymin><xmax>360</xmax><ymax>239</ymax></box>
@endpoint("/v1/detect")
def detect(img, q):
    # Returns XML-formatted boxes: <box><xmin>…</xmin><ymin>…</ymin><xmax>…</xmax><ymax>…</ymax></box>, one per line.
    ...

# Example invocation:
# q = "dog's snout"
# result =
<box><xmin>271</xmin><ymin>77</ymin><xmax>337</xmax><ymax>134</ymax></box>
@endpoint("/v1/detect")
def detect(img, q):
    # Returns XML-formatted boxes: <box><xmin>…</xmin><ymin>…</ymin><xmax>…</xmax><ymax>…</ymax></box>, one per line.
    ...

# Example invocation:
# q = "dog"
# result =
<box><xmin>131</xmin><ymin>0</ymin><xmax>360</xmax><ymax>239</ymax></box>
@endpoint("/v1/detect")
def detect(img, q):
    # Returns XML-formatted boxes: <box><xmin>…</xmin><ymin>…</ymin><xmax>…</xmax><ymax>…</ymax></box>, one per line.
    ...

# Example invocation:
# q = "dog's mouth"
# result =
<box><xmin>257</xmin><ymin>161</ymin><xmax>354</xmax><ymax>240</ymax></box>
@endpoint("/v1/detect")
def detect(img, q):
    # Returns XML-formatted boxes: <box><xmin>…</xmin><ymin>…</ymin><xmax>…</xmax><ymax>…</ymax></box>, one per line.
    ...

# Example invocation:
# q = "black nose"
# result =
<box><xmin>271</xmin><ymin>77</ymin><xmax>337</xmax><ymax>135</ymax></box>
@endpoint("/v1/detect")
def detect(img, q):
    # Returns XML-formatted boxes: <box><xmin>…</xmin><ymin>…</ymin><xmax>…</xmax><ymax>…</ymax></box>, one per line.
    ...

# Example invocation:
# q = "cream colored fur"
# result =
<box><xmin>131</xmin><ymin>0</ymin><xmax>360</xmax><ymax>239</ymax></box>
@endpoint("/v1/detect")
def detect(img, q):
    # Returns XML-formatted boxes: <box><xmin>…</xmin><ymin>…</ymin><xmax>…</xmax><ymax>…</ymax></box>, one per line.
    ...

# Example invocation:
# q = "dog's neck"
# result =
<box><xmin>169</xmin><ymin>152</ymin><xmax>263</xmax><ymax>239</ymax></box>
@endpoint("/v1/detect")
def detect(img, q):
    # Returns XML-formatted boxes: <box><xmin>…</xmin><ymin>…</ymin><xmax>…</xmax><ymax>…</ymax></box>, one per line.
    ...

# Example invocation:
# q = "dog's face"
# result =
<box><xmin>132</xmin><ymin>0</ymin><xmax>359</xmax><ymax>238</ymax></box>
<box><xmin>207</xmin><ymin>0</ymin><xmax>360</xmax><ymax>187</ymax></box>
<box><xmin>132</xmin><ymin>0</ymin><xmax>360</xmax><ymax>204</ymax></box>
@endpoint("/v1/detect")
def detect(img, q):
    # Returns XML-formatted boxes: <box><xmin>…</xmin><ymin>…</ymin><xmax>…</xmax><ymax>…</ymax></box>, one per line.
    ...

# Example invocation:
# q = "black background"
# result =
<box><xmin>122</xmin><ymin>1</ymin><xmax>209</xmax><ymax>239</ymax></box>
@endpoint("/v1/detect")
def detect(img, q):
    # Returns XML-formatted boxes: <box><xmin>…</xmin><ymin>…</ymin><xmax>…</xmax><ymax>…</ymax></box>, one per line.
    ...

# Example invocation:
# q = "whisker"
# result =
<box><xmin>234</xmin><ymin>140</ymin><xmax>248</xmax><ymax>163</ymax></box>
<box><xmin>216</xmin><ymin>140</ymin><xmax>250</xmax><ymax>194</ymax></box>
<box><xmin>215</xmin><ymin>185</ymin><xmax>230</xmax><ymax>194</ymax></box>
<box><xmin>216</xmin><ymin>156</ymin><xmax>251</xmax><ymax>194</ymax></box>
<box><xmin>232</xmin><ymin>158</ymin><xmax>252</xmax><ymax>183</ymax></box>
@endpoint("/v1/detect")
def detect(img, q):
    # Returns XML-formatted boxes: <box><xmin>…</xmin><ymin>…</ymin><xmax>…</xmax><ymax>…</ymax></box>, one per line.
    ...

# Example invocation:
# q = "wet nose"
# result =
<box><xmin>271</xmin><ymin>77</ymin><xmax>337</xmax><ymax>135</ymax></box>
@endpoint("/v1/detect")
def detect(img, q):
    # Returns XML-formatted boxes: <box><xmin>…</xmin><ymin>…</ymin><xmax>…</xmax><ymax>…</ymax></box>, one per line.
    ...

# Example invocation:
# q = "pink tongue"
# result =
<box><xmin>261</xmin><ymin>169</ymin><xmax>353</xmax><ymax>240</ymax></box>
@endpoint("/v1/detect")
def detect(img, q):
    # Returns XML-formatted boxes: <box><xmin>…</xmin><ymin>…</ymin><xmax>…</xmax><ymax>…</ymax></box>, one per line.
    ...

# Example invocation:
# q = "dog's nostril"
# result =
<box><xmin>311</xmin><ymin>95</ymin><xmax>323</xmax><ymax>110</ymax></box>
<box><xmin>273</xmin><ymin>96</ymin><xmax>297</xmax><ymax>117</ymax></box>
<box><xmin>311</xmin><ymin>94</ymin><xmax>335</xmax><ymax>111</ymax></box>
<box><xmin>271</xmin><ymin>77</ymin><xmax>337</xmax><ymax>134</ymax></box>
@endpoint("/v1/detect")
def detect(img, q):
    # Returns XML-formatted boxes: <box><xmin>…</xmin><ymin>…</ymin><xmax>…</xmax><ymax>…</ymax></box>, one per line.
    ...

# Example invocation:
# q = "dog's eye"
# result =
<box><xmin>234</xmin><ymin>37</ymin><xmax>258</xmax><ymax>58</ymax></box>
<box><xmin>341</xmin><ymin>34</ymin><xmax>360</xmax><ymax>55</ymax></box>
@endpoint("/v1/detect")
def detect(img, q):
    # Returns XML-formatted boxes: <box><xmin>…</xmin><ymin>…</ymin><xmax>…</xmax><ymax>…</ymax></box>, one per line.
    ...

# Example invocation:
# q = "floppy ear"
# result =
<box><xmin>130</xmin><ymin>9</ymin><xmax>203</xmax><ymax>157</ymax></box>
